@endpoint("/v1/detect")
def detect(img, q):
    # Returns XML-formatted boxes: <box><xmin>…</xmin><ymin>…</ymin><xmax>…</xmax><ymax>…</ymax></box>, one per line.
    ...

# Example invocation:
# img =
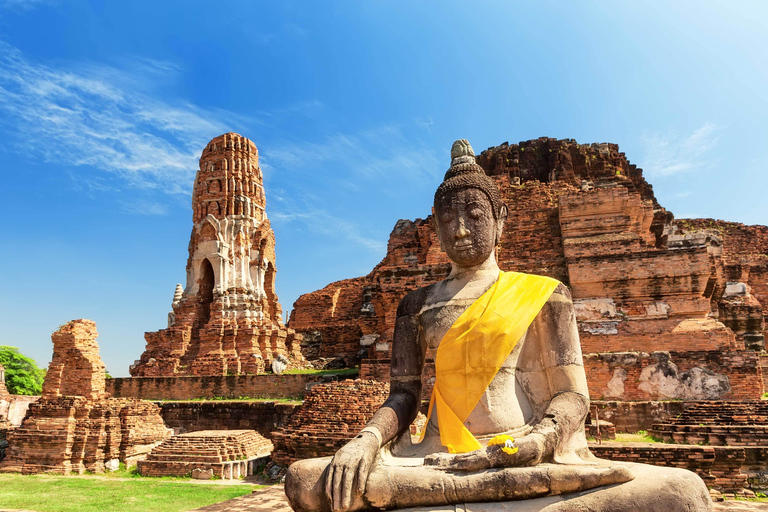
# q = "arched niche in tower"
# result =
<box><xmin>199</xmin><ymin>219</ymin><xmax>218</xmax><ymax>242</ymax></box>
<box><xmin>208</xmin><ymin>179</ymin><xmax>221</xmax><ymax>193</ymax></box>
<box><xmin>198</xmin><ymin>258</ymin><xmax>215</xmax><ymax>327</ymax></box>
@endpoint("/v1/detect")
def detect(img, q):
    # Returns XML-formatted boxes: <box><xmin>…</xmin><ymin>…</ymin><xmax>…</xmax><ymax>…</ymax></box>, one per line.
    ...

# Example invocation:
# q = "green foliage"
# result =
<box><xmin>0</xmin><ymin>346</ymin><xmax>45</xmax><ymax>395</ymax></box>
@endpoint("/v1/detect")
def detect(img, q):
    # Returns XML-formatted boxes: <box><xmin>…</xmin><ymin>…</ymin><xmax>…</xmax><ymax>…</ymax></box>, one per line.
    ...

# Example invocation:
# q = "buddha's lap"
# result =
<box><xmin>285</xmin><ymin>457</ymin><xmax>710</xmax><ymax>512</ymax></box>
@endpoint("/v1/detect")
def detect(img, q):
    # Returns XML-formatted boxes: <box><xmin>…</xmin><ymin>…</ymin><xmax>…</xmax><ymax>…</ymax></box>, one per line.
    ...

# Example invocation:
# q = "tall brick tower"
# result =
<box><xmin>131</xmin><ymin>133</ymin><xmax>302</xmax><ymax>376</ymax></box>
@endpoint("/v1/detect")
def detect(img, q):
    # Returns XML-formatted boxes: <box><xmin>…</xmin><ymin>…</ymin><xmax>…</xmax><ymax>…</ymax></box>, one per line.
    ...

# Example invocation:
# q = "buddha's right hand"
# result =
<box><xmin>325</xmin><ymin>430</ymin><xmax>379</xmax><ymax>512</ymax></box>
<box><xmin>424</xmin><ymin>433</ymin><xmax>548</xmax><ymax>471</ymax></box>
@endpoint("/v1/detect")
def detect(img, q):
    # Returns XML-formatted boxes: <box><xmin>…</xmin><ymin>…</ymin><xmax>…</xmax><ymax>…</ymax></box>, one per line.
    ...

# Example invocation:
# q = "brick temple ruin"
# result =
<box><xmin>0</xmin><ymin>320</ymin><xmax>170</xmax><ymax>474</ymax></box>
<box><xmin>131</xmin><ymin>133</ymin><xmax>303</xmax><ymax>377</ymax></box>
<box><xmin>290</xmin><ymin>137</ymin><xmax>767</xmax><ymax>403</ymax></box>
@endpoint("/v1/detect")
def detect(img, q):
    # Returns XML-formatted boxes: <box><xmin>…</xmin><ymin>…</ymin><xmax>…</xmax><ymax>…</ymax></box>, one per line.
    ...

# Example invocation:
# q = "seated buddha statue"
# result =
<box><xmin>285</xmin><ymin>140</ymin><xmax>712</xmax><ymax>512</ymax></box>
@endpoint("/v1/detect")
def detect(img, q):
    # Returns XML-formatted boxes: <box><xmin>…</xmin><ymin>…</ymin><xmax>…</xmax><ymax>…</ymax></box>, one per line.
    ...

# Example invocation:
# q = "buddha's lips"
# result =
<box><xmin>454</xmin><ymin>242</ymin><xmax>473</xmax><ymax>249</ymax></box>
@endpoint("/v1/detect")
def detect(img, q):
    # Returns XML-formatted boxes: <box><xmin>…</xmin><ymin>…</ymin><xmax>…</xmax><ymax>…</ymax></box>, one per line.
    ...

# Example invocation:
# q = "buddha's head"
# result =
<box><xmin>433</xmin><ymin>139</ymin><xmax>508</xmax><ymax>268</ymax></box>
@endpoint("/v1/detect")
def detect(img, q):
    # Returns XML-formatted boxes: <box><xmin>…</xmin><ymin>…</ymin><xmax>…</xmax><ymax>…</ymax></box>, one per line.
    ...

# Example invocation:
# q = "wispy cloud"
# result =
<box><xmin>641</xmin><ymin>122</ymin><xmax>721</xmax><ymax>178</ymax></box>
<box><xmin>259</xmin><ymin>123</ymin><xmax>441</xmax><ymax>253</ymax></box>
<box><xmin>0</xmin><ymin>43</ymin><xmax>238</xmax><ymax>195</ymax></box>
<box><xmin>0</xmin><ymin>0</ymin><xmax>52</xmax><ymax>12</ymax></box>
<box><xmin>120</xmin><ymin>200</ymin><xmax>169</xmax><ymax>216</ymax></box>
<box><xmin>263</xmin><ymin>125</ymin><xmax>441</xmax><ymax>186</ymax></box>
<box><xmin>269</xmin><ymin>197</ymin><xmax>385</xmax><ymax>253</ymax></box>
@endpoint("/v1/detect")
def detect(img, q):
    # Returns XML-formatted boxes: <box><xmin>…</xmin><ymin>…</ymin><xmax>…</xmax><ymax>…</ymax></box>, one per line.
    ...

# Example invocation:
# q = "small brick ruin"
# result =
<box><xmin>131</xmin><ymin>132</ymin><xmax>303</xmax><ymax>377</ymax></box>
<box><xmin>0</xmin><ymin>320</ymin><xmax>171</xmax><ymax>474</ymax></box>
<box><xmin>289</xmin><ymin>137</ymin><xmax>766</xmax><ymax>402</ymax></box>
<box><xmin>137</xmin><ymin>429</ymin><xmax>273</xmax><ymax>479</ymax></box>
<box><xmin>271</xmin><ymin>379</ymin><xmax>389</xmax><ymax>468</ymax></box>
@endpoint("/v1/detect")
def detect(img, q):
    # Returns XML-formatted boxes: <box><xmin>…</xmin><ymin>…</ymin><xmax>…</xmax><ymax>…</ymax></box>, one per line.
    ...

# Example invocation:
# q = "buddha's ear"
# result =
<box><xmin>431</xmin><ymin>207</ymin><xmax>445</xmax><ymax>252</ymax></box>
<box><xmin>495</xmin><ymin>204</ymin><xmax>508</xmax><ymax>245</ymax></box>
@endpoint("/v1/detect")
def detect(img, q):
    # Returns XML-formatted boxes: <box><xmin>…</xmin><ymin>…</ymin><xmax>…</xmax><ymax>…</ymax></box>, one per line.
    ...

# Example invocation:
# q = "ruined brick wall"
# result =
<box><xmin>107</xmin><ymin>374</ymin><xmax>313</xmax><ymax>401</ymax></box>
<box><xmin>271</xmin><ymin>379</ymin><xmax>389</xmax><ymax>467</ymax></box>
<box><xmin>42</xmin><ymin>319</ymin><xmax>106</xmax><ymax>399</ymax></box>
<box><xmin>289</xmin><ymin>137</ymin><xmax>766</xmax><ymax>402</ymax></box>
<box><xmin>590</xmin><ymin>400</ymin><xmax>685</xmax><ymax>433</ymax></box>
<box><xmin>132</xmin><ymin>132</ymin><xmax>303</xmax><ymax>378</ymax></box>
<box><xmin>0</xmin><ymin>395</ymin><xmax>39</xmax><ymax>427</ymax></box>
<box><xmin>158</xmin><ymin>401</ymin><xmax>298</xmax><ymax>439</ymax></box>
<box><xmin>584</xmin><ymin>351</ymin><xmax>763</xmax><ymax>401</ymax></box>
<box><xmin>0</xmin><ymin>321</ymin><xmax>171</xmax><ymax>475</ymax></box>
<box><xmin>682</xmin><ymin>219</ymin><xmax>768</xmax><ymax>346</ymax></box>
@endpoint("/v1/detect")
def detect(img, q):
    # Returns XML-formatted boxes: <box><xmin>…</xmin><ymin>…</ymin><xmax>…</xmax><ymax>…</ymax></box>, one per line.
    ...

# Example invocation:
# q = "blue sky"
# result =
<box><xmin>0</xmin><ymin>1</ymin><xmax>766</xmax><ymax>377</ymax></box>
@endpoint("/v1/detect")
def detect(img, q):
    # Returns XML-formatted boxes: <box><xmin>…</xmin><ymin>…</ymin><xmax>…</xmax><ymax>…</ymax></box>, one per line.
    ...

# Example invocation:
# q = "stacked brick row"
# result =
<box><xmin>132</xmin><ymin>133</ymin><xmax>303</xmax><ymax>378</ymax></box>
<box><xmin>137</xmin><ymin>429</ymin><xmax>272</xmax><ymax>478</ymax></box>
<box><xmin>0</xmin><ymin>320</ymin><xmax>171</xmax><ymax>474</ymax></box>
<box><xmin>271</xmin><ymin>380</ymin><xmax>389</xmax><ymax>467</ymax></box>
<box><xmin>650</xmin><ymin>401</ymin><xmax>768</xmax><ymax>446</ymax></box>
<box><xmin>590</xmin><ymin>443</ymin><xmax>765</xmax><ymax>492</ymax></box>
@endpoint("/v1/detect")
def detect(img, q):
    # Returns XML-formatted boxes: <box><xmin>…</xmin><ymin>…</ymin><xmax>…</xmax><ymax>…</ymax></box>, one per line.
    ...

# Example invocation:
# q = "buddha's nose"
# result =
<box><xmin>456</xmin><ymin>217</ymin><xmax>470</xmax><ymax>238</ymax></box>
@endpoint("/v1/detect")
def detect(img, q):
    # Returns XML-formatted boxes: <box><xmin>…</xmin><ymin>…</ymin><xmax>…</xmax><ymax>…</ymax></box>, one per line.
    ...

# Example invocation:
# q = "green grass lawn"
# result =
<box><xmin>0</xmin><ymin>473</ymin><xmax>257</xmax><ymax>512</ymax></box>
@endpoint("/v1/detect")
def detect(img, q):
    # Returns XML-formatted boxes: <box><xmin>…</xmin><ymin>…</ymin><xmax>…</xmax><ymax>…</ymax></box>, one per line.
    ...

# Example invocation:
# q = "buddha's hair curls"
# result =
<box><xmin>434</xmin><ymin>139</ymin><xmax>505</xmax><ymax>220</ymax></box>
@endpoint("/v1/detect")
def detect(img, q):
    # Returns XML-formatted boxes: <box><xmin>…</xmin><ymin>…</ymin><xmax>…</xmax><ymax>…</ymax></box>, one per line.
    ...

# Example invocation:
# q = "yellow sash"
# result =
<box><xmin>424</xmin><ymin>271</ymin><xmax>560</xmax><ymax>454</ymax></box>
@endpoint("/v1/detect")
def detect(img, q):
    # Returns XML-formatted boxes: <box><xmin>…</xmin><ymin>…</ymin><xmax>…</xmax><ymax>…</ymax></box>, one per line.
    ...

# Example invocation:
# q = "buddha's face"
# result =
<box><xmin>434</xmin><ymin>188</ymin><xmax>500</xmax><ymax>268</ymax></box>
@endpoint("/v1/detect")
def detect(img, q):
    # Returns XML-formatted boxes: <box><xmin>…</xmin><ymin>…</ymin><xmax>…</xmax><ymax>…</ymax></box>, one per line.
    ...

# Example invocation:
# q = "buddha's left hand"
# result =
<box><xmin>423</xmin><ymin>433</ymin><xmax>548</xmax><ymax>471</ymax></box>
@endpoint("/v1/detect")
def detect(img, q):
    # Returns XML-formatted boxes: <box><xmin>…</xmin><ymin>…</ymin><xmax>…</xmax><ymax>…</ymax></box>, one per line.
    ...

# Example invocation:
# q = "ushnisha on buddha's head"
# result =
<box><xmin>433</xmin><ymin>139</ymin><xmax>508</xmax><ymax>268</ymax></box>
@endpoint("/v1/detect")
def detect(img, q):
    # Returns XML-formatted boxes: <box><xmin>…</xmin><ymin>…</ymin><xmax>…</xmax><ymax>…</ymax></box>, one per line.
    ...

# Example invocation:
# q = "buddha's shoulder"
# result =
<box><xmin>547</xmin><ymin>281</ymin><xmax>572</xmax><ymax>302</ymax></box>
<box><xmin>396</xmin><ymin>283</ymin><xmax>439</xmax><ymax>317</ymax></box>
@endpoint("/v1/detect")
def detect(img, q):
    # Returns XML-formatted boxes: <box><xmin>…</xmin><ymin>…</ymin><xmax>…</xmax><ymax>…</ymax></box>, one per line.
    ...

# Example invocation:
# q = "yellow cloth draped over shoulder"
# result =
<box><xmin>424</xmin><ymin>270</ymin><xmax>560</xmax><ymax>454</ymax></box>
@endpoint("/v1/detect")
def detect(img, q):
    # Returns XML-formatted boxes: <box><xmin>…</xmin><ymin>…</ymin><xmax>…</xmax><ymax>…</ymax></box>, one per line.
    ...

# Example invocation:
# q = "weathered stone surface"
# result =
<box><xmin>132</xmin><ymin>133</ymin><xmax>303</xmax><ymax>377</ymax></box>
<box><xmin>0</xmin><ymin>320</ymin><xmax>171</xmax><ymax>474</ymax></box>
<box><xmin>289</xmin><ymin>137</ymin><xmax>765</xmax><ymax>401</ymax></box>
<box><xmin>137</xmin><ymin>429</ymin><xmax>272</xmax><ymax>479</ymax></box>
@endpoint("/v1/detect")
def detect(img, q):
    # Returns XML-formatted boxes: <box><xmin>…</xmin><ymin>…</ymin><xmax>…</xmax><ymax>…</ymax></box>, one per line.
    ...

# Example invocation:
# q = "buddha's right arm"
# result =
<box><xmin>325</xmin><ymin>290</ymin><xmax>427</xmax><ymax>511</ymax></box>
<box><xmin>362</xmin><ymin>289</ymin><xmax>427</xmax><ymax>446</ymax></box>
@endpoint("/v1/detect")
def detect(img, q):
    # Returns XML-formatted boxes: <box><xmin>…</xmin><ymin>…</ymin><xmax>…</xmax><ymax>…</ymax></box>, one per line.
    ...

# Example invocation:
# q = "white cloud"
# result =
<box><xmin>641</xmin><ymin>122</ymin><xmax>720</xmax><ymax>178</ymax></box>
<box><xmin>0</xmin><ymin>43</ymin><xmax>237</xmax><ymax>195</ymax></box>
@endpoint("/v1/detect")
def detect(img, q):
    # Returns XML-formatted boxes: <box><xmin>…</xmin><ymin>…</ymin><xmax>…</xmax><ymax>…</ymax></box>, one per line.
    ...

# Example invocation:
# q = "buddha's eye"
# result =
<box><xmin>439</xmin><ymin>211</ymin><xmax>454</xmax><ymax>224</ymax></box>
<box><xmin>469</xmin><ymin>207</ymin><xmax>484</xmax><ymax>219</ymax></box>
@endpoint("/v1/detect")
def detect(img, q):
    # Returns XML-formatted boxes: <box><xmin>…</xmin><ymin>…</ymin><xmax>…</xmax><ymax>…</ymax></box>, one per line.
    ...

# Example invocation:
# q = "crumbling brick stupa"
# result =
<box><xmin>290</xmin><ymin>138</ymin><xmax>766</xmax><ymax>402</ymax></box>
<box><xmin>0</xmin><ymin>320</ymin><xmax>170</xmax><ymax>474</ymax></box>
<box><xmin>131</xmin><ymin>133</ymin><xmax>303</xmax><ymax>377</ymax></box>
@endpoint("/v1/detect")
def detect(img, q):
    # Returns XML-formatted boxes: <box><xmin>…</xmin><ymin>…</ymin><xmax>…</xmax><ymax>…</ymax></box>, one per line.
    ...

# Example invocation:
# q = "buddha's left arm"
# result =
<box><xmin>526</xmin><ymin>283</ymin><xmax>590</xmax><ymax>464</ymax></box>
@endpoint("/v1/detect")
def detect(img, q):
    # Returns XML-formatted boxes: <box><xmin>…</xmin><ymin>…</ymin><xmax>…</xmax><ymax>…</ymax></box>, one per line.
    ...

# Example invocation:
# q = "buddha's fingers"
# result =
<box><xmin>340</xmin><ymin>466</ymin><xmax>356</xmax><ymax>512</ymax></box>
<box><xmin>355</xmin><ymin>458</ymin><xmax>369</xmax><ymax>495</ymax></box>
<box><xmin>332</xmin><ymin>465</ymin><xmax>345</xmax><ymax>512</ymax></box>
<box><xmin>423</xmin><ymin>452</ymin><xmax>455</xmax><ymax>468</ymax></box>
<box><xmin>324</xmin><ymin>464</ymin><xmax>335</xmax><ymax>506</ymax></box>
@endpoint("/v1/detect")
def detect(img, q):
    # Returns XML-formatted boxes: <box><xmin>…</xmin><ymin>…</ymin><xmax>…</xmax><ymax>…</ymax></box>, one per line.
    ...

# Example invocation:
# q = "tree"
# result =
<box><xmin>0</xmin><ymin>346</ymin><xmax>45</xmax><ymax>395</ymax></box>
